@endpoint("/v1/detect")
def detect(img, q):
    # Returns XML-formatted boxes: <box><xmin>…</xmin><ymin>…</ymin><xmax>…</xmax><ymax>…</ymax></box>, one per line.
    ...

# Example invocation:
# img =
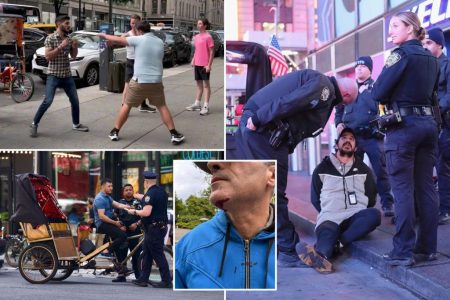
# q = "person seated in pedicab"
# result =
<box><xmin>296</xmin><ymin>127</ymin><xmax>381</xmax><ymax>273</ymax></box>
<box><xmin>93</xmin><ymin>178</ymin><xmax>132</xmax><ymax>282</ymax></box>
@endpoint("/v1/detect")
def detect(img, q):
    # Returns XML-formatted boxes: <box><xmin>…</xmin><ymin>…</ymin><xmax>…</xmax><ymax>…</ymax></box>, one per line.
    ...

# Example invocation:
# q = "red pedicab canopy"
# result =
<box><xmin>11</xmin><ymin>173</ymin><xmax>66</xmax><ymax>226</ymax></box>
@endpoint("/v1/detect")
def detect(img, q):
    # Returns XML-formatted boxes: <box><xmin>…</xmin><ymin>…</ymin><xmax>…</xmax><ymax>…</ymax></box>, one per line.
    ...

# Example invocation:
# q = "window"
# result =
<box><xmin>358</xmin><ymin>0</ymin><xmax>384</xmax><ymax>24</ymax></box>
<box><xmin>335</xmin><ymin>0</ymin><xmax>357</xmax><ymax>37</ymax></box>
<box><xmin>389</xmin><ymin>0</ymin><xmax>409</xmax><ymax>9</ymax></box>
<box><xmin>152</xmin><ymin>0</ymin><xmax>158</xmax><ymax>14</ymax></box>
<box><xmin>161</xmin><ymin>0</ymin><xmax>167</xmax><ymax>14</ymax></box>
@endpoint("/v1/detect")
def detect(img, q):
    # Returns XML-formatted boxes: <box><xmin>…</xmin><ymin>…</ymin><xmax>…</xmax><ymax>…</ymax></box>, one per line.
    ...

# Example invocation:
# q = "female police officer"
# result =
<box><xmin>372</xmin><ymin>11</ymin><xmax>440</xmax><ymax>266</ymax></box>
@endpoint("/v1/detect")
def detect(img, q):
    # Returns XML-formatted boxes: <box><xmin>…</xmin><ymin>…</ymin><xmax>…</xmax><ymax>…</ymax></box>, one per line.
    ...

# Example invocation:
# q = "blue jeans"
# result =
<box><xmin>356</xmin><ymin>136</ymin><xmax>394</xmax><ymax>208</ymax></box>
<box><xmin>315</xmin><ymin>208</ymin><xmax>381</xmax><ymax>258</ymax></box>
<box><xmin>228</xmin><ymin>111</ymin><xmax>299</xmax><ymax>255</ymax></box>
<box><xmin>437</xmin><ymin>126</ymin><xmax>450</xmax><ymax>214</ymax></box>
<box><xmin>33</xmin><ymin>75</ymin><xmax>80</xmax><ymax>125</ymax></box>
<box><xmin>384</xmin><ymin>115</ymin><xmax>439</xmax><ymax>257</ymax></box>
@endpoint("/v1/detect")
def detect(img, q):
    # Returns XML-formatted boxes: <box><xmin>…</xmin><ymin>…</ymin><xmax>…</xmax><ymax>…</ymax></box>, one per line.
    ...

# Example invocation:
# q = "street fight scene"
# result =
<box><xmin>1</xmin><ymin>0</ymin><xmax>450</xmax><ymax>299</ymax></box>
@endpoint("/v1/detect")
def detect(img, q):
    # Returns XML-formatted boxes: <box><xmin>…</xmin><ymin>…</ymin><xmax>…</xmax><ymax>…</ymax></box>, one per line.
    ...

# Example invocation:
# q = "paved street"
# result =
<box><xmin>0</xmin><ymin>59</ymin><xmax>224</xmax><ymax>149</ymax></box>
<box><xmin>0</xmin><ymin>266</ymin><xmax>224</xmax><ymax>300</ymax></box>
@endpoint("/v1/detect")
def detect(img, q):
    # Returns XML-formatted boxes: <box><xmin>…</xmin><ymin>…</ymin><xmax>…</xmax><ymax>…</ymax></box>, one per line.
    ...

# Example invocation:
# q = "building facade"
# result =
<box><xmin>144</xmin><ymin>0</ymin><xmax>224</xmax><ymax>30</ymax></box>
<box><xmin>5</xmin><ymin>0</ymin><xmax>224</xmax><ymax>32</ymax></box>
<box><xmin>0</xmin><ymin>151</ymin><xmax>223</xmax><ymax>234</ymax></box>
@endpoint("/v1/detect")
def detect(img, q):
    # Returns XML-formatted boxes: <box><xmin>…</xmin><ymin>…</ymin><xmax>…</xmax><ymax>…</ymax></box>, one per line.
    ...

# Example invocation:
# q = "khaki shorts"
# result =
<box><xmin>126</xmin><ymin>79</ymin><xmax>166</xmax><ymax>107</ymax></box>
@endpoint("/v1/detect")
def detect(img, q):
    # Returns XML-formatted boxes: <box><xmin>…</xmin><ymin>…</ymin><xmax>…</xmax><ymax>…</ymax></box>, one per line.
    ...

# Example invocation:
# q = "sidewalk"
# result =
<box><xmin>0</xmin><ymin>59</ymin><xmax>224</xmax><ymax>149</ymax></box>
<box><xmin>229</xmin><ymin>172</ymin><xmax>450</xmax><ymax>299</ymax></box>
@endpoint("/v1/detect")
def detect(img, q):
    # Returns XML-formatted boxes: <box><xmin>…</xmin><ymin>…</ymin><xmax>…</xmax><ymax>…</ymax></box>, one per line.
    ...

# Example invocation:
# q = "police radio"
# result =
<box><xmin>269</xmin><ymin>120</ymin><xmax>290</xmax><ymax>149</ymax></box>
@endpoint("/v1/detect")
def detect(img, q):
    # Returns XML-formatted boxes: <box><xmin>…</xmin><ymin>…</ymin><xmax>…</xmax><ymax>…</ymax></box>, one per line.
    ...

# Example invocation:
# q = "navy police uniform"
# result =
<box><xmin>435</xmin><ymin>53</ymin><xmax>450</xmax><ymax>221</ymax></box>
<box><xmin>117</xmin><ymin>196</ymin><xmax>142</xmax><ymax>278</ymax></box>
<box><xmin>228</xmin><ymin>69</ymin><xmax>343</xmax><ymax>258</ymax></box>
<box><xmin>372</xmin><ymin>39</ymin><xmax>440</xmax><ymax>261</ymax></box>
<box><xmin>335</xmin><ymin>77</ymin><xmax>394</xmax><ymax>211</ymax></box>
<box><xmin>137</xmin><ymin>171</ymin><xmax>171</xmax><ymax>285</ymax></box>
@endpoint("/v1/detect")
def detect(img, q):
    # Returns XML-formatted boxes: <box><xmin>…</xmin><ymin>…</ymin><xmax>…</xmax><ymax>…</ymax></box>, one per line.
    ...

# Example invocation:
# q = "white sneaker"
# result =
<box><xmin>186</xmin><ymin>103</ymin><xmax>202</xmax><ymax>111</ymax></box>
<box><xmin>200</xmin><ymin>106</ymin><xmax>209</xmax><ymax>116</ymax></box>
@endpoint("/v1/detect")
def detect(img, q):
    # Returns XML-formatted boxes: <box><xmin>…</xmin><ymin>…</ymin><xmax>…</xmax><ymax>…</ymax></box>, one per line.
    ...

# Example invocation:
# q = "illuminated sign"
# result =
<box><xmin>385</xmin><ymin>0</ymin><xmax>450</xmax><ymax>48</ymax></box>
<box><xmin>181</xmin><ymin>151</ymin><xmax>216</xmax><ymax>160</ymax></box>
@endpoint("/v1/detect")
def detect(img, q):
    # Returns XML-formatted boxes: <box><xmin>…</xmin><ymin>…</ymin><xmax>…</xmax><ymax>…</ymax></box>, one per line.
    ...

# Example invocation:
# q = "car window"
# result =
<box><xmin>72</xmin><ymin>34</ymin><xmax>99</xmax><ymax>50</ymax></box>
<box><xmin>165</xmin><ymin>33</ymin><xmax>175</xmax><ymax>43</ymax></box>
<box><xmin>24</xmin><ymin>30</ymin><xmax>44</xmax><ymax>42</ymax></box>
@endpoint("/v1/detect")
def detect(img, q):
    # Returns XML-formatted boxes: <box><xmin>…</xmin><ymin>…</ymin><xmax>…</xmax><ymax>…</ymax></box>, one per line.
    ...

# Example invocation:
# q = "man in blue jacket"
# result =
<box><xmin>175</xmin><ymin>161</ymin><xmax>276</xmax><ymax>289</ymax></box>
<box><xmin>227</xmin><ymin>70</ymin><xmax>358</xmax><ymax>268</ymax></box>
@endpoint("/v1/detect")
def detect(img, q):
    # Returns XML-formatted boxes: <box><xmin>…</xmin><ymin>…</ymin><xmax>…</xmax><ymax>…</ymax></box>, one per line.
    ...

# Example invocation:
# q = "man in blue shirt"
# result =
<box><xmin>93</xmin><ymin>178</ymin><xmax>131</xmax><ymax>281</ymax></box>
<box><xmin>98</xmin><ymin>21</ymin><xmax>185</xmax><ymax>145</ymax></box>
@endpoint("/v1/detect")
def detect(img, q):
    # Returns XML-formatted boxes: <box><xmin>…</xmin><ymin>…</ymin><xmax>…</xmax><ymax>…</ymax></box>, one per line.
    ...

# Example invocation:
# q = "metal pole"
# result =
<box><xmin>275</xmin><ymin>0</ymin><xmax>279</xmax><ymax>37</ymax></box>
<box><xmin>109</xmin><ymin>0</ymin><xmax>112</xmax><ymax>23</ymax></box>
<box><xmin>78</xmin><ymin>0</ymin><xmax>81</xmax><ymax>30</ymax></box>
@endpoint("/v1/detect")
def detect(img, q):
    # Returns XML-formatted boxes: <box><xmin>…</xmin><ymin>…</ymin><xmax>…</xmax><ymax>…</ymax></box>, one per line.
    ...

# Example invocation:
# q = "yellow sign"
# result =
<box><xmin>160</xmin><ymin>173</ymin><xmax>173</xmax><ymax>184</ymax></box>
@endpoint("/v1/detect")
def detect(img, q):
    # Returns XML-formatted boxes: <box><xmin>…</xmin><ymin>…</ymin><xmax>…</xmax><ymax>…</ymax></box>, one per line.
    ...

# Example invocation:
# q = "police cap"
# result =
<box><xmin>143</xmin><ymin>171</ymin><xmax>157</xmax><ymax>179</ymax></box>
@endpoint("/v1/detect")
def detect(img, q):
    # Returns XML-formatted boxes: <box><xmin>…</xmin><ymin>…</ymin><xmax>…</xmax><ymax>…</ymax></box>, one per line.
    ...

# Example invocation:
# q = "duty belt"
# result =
<box><xmin>399</xmin><ymin>106</ymin><xmax>433</xmax><ymax>117</ymax></box>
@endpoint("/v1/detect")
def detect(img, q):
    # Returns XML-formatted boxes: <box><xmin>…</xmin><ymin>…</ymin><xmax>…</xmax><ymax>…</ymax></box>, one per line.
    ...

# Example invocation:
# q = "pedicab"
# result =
<box><xmin>10</xmin><ymin>173</ymin><xmax>172</xmax><ymax>284</ymax></box>
<box><xmin>0</xmin><ymin>13</ymin><xmax>35</xmax><ymax>102</ymax></box>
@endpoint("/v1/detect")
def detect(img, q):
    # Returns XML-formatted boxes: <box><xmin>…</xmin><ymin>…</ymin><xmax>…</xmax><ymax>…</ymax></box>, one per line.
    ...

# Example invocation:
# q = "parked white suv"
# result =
<box><xmin>32</xmin><ymin>31</ymin><xmax>127</xmax><ymax>86</ymax></box>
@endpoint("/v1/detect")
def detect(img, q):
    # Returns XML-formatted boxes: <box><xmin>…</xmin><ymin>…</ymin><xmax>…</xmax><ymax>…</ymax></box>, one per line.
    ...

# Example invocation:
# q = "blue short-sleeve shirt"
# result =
<box><xmin>93</xmin><ymin>192</ymin><xmax>114</xmax><ymax>228</ymax></box>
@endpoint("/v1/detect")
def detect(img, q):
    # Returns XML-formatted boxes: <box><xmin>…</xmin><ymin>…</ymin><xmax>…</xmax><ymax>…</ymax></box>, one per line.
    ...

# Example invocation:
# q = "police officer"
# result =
<box><xmin>113</xmin><ymin>184</ymin><xmax>142</xmax><ymax>282</ymax></box>
<box><xmin>423</xmin><ymin>27</ymin><xmax>450</xmax><ymax>225</ymax></box>
<box><xmin>126</xmin><ymin>171</ymin><xmax>172</xmax><ymax>288</ymax></box>
<box><xmin>372</xmin><ymin>11</ymin><xmax>440</xmax><ymax>266</ymax></box>
<box><xmin>335</xmin><ymin>56</ymin><xmax>395</xmax><ymax>217</ymax></box>
<box><xmin>227</xmin><ymin>69</ymin><xmax>358</xmax><ymax>267</ymax></box>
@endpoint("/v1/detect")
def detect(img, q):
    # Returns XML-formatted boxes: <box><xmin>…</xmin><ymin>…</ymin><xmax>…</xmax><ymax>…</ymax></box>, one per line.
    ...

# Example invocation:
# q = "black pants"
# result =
<box><xmin>118</xmin><ymin>229</ymin><xmax>142</xmax><ymax>278</ymax></box>
<box><xmin>98</xmin><ymin>222</ymin><xmax>128</xmax><ymax>263</ymax></box>
<box><xmin>315</xmin><ymin>208</ymin><xmax>381</xmax><ymax>259</ymax></box>
<box><xmin>138</xmin><ymin>225</ymin><xmax>171</xmax><ymax>284</ymax></box>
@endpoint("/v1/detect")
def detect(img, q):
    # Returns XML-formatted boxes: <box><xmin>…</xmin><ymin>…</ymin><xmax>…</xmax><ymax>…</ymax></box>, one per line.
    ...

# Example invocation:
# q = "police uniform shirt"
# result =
<box><xmin>437</xmin><ymin>53</ymin><xmax>450</xmax><ymax>113</ymax></box>
<box><xmin>372</xmin><ymin>39</ymin><xmax>439</xmax><ymax>107</ymax></box>
<box><xmin>141</xmin><ymin>185</ymin><xmax>169</xmax><ymax>226</ymax></box>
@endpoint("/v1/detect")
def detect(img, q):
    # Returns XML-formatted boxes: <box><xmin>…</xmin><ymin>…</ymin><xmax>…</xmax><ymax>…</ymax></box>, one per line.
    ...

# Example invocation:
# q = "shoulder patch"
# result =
<box><xmin>144</xmin><ymin>196</ymin><xmax>150</xmax><ymax>203</ymax></box>
<box><xmin>385</xmin><ymin>52</ymin><xmax>402</xmax><ymax>68</ymax></box>
<box><xmin>321</xmin><ymin>87</ymin><xmax>330</xmax><ymax>101</ymax></box>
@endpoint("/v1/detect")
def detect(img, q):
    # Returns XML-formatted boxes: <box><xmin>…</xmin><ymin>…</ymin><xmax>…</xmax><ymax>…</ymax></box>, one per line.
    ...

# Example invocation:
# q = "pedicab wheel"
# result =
<box><xmin>18</xmin><ymin>243</ymin><xmax>58</xmax><ymax>284</ymax></box>
<box><xmin>11</xmin><ymin>72</ymin><xmax>35</xmax><ymax>103</ymax></box>
<box><xmin>50</xmin><ymin>268</ymin><xmax>74</xmax><ymax>281</ymax></box>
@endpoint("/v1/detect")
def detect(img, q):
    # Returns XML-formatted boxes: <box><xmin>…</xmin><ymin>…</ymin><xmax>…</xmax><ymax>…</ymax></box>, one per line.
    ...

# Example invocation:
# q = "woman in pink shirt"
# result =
<box><xmin>186</xmin><ymin>18</ymin><xmax>215</xmax><ymax>115</ymax></box>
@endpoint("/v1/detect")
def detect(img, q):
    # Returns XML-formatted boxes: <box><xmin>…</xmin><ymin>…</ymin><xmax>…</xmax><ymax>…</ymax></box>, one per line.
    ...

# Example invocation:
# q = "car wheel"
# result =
<box><xmin>84</xmin><ymin>64</ymin><xmax>99</xmax><ymax>86</ymax></box>
<box><xmin>168</xmin><ymin>52</ymin><xmax>176</xmax><ymax>68</ymax></box>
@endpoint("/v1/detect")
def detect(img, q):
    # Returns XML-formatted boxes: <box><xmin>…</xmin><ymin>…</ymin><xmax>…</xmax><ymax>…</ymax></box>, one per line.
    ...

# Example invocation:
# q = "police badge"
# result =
<box><xmin>386</xmin><ymin>52</ymin><xmax>401</xmax><ymax>68</ymax></box>
<box><xmin>321</xmin><ymin>87</ymin><xmax>330</xmax><ymax>101</ymax></box>
<box><xmin>144</xmin><ymin>196</ymin><xmax>150</xmax><ymax>203</ymax></box>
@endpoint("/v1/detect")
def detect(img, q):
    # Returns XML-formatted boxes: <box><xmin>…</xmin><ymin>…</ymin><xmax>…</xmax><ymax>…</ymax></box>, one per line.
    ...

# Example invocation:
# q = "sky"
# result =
<box><xmin>173</xmin><ymin>160</ymin><xmax>211</xmax><ymax>201</ymax></box>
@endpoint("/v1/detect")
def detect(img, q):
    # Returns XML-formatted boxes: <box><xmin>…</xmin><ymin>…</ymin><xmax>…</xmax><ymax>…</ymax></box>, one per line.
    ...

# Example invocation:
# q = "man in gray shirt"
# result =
<box><xmin>98</xmin><ymin>21</ymin><xmax>184</xmax><ymax>144</ymax></box>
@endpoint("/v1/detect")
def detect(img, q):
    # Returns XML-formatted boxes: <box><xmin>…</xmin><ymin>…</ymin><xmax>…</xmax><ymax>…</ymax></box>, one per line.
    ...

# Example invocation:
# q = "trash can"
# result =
<box><xmin>107</xmin><ymin>60</ymin><xmax>126</xmax><ymax>93</ymax></box>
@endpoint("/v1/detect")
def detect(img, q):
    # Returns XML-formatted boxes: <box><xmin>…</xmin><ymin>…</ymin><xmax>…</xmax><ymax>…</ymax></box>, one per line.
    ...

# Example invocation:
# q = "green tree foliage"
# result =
<box><xmin>176</xmin><ymin>187</ymin><xmax>216</xmax><ymax>229</ymax></box>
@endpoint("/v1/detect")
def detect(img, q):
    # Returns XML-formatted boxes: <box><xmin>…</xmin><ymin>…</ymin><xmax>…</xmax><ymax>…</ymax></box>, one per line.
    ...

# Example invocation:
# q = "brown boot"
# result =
<box><xmin>296</xmin><ymin>242</ymin><xmax>333</xmax><ymax>274</ymax></box>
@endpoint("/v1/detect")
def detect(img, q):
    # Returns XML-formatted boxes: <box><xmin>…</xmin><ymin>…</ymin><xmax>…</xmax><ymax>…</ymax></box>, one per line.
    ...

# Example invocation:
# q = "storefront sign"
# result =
<box><xmin>385</xmin><ymin>0</ymin><xmax>450</xmax><ymax>49</ymax></box>
<box><xmin>181</xmin><ymin>151</ymin><xmax>215</xmax><ymax>160</ymax></box>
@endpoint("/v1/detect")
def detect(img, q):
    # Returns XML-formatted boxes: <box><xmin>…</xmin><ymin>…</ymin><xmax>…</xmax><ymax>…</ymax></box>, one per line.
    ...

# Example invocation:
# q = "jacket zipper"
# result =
<box><xmin>244</xmin><ymin>239</ymin><xmax>250</xmax><ymax>288</ymax></box>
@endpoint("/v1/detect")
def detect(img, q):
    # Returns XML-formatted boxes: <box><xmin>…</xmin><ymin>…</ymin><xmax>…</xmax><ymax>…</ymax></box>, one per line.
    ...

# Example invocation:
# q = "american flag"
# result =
<box><xmin>268</xmin><ymin>35</ymin><xmax>288</xmax><ymax>77</ymax></box>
